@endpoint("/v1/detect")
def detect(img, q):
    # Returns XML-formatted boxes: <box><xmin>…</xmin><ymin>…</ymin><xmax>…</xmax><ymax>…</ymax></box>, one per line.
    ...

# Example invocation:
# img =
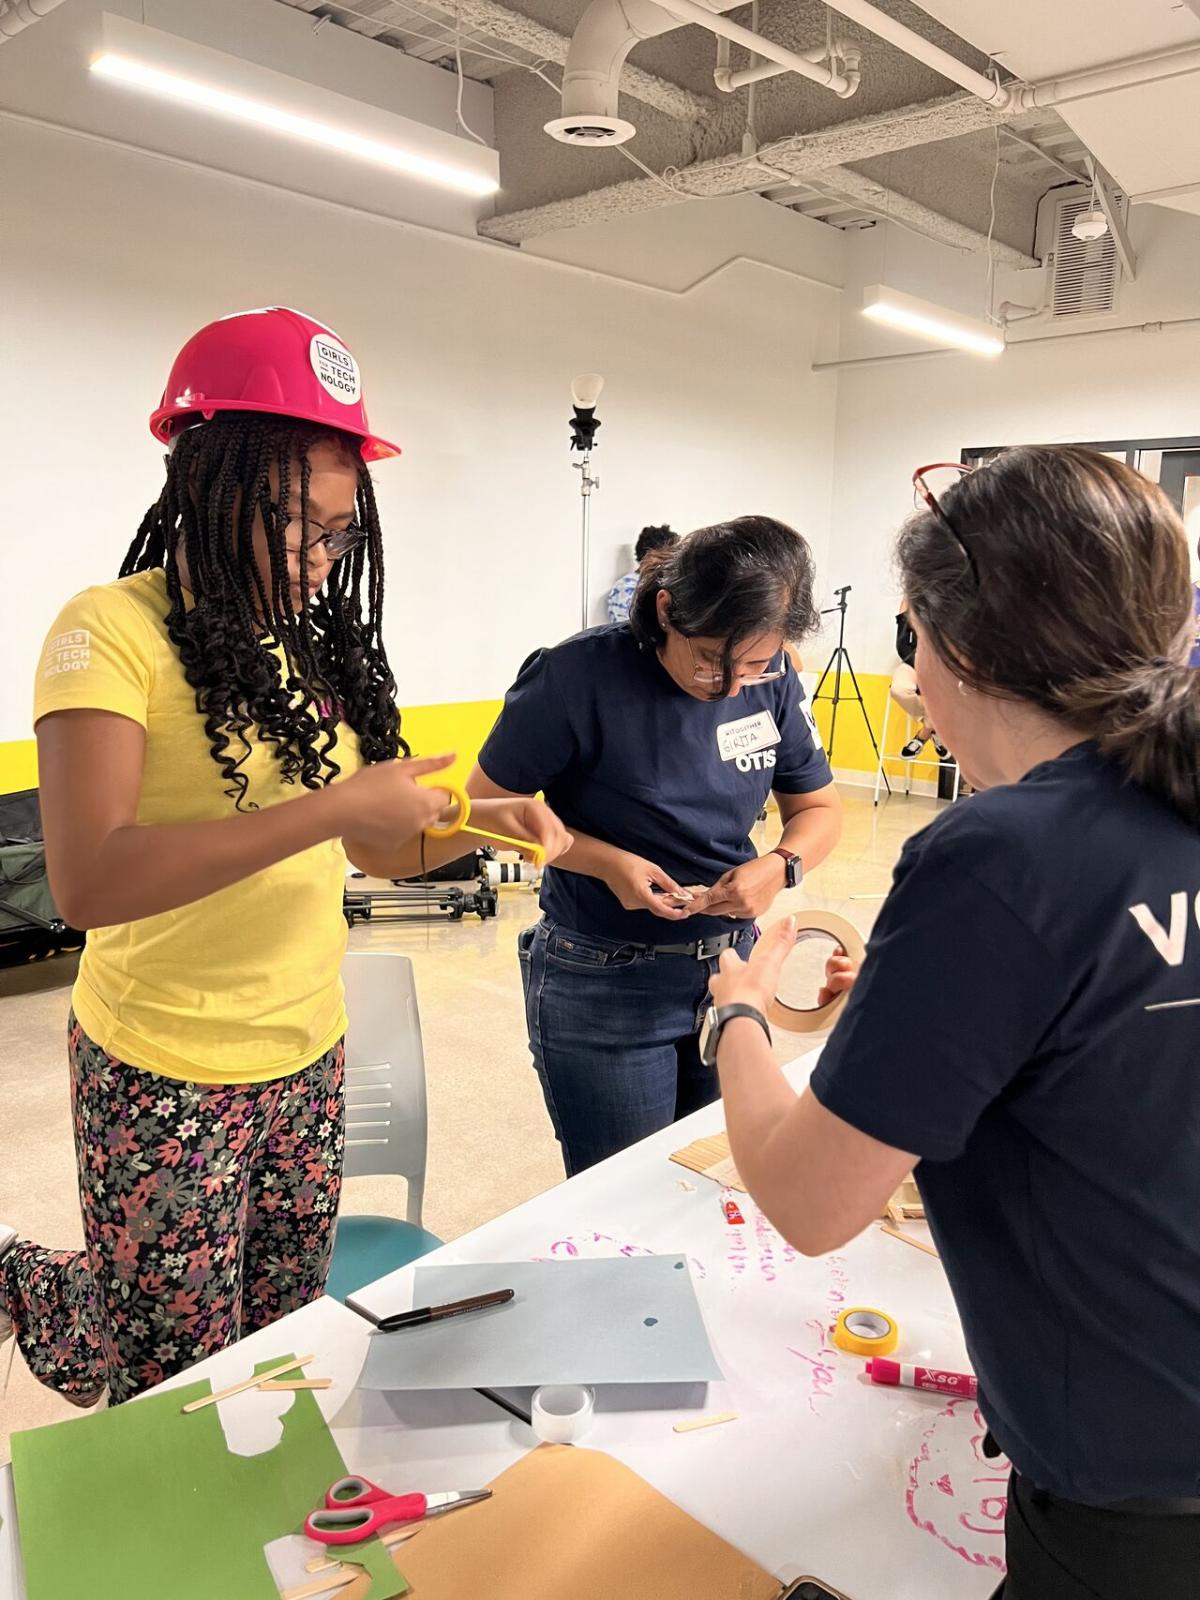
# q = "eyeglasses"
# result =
<box><xmin>685</xmin><ymin>637</ymin><xmax>787</xmax><ymax>687</ymax></box>
<box><xmin>912</xmin><ymin>462</ymin><xmax>977</xmax><ymax>582</ymax></box>
<box><xmin>269</xmin><ymin>501</ymin><xmax>367</xmax><ymax>561</ymax></box>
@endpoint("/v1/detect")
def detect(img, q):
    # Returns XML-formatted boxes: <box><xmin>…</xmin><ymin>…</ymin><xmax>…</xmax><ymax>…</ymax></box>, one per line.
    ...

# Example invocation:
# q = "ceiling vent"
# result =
<box><xmin>1048</xmin><ymin>191</ymin><xmax>1122</xmax><ymax>320</ymax></box>
<box><xmin>545</xmin><ymin>114</ymin><xmax>636</xmax><ymax>146</ymax></box>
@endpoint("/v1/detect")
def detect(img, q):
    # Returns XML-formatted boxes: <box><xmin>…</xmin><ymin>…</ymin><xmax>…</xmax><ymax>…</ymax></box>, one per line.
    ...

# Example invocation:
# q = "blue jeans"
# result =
<box><xmin>517</xmin><ymin>918</ymin><xmax>756</xmax><ymax>1176</ymax></box>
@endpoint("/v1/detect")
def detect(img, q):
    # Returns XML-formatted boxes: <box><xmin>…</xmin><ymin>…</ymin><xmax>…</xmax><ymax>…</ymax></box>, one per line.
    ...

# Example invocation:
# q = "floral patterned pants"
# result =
<box><xmin>1</xmin><ymin>1014</ymin><xmax>345</xmax><ymax>1406</ymax></box>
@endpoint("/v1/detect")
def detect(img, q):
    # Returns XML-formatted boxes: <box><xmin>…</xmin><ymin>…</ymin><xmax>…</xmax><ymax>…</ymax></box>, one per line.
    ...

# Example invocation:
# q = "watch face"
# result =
<box><xmin>698</xmin><ymin>1005</ymin><xmax>719</xmax><ymax>1067</ymax></box>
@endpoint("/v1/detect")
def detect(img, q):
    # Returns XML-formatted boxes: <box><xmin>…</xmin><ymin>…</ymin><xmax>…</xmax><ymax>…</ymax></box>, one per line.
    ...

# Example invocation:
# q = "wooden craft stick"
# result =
<box><xmin>305</xmin><ymin>1526</ymin><xmax>420</xmax><ymax>1575</ymax></box>
<box><xmin>180</xmin><ymin>1353</ymin><xmax>313</xmax><ymax>1413</ymax></box>
<box><xmin>258</xmin><ymin>1377</ymin><xmax>333</xmax><ymax>1391</ymax></box>
<box><xmin>879</xmin><ymin>1224</ymin><xmax>940</xmax><ymax>1259</ymax></box>
<box><xmin>673</xmin><ymin>1411</ymin><xmax>739</xmax><ymax>1433</ymax></box>
<box><xmin>281</xmin><ymin>1566</ymin><xmax>361</xmax><ymax>1600</ymax></box>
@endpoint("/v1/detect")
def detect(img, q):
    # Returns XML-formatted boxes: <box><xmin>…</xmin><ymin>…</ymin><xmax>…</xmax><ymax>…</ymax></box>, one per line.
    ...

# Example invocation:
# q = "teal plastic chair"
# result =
<box><xmin>327</xmin><ymin>952</ymin><xmax>443</xmax><ymax>1303</ymax></box>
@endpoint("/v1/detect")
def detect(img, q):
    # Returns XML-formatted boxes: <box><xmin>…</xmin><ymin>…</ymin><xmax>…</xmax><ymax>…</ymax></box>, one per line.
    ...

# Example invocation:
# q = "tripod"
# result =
<box><xmin>812</xmin><ymin>586</ymin><xmax>889</xmax><ymax>793</ymax></box>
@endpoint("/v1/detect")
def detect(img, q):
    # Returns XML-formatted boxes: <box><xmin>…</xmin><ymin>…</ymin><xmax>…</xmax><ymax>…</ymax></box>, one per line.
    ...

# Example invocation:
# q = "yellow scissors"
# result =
<box><xmin>424</xmin><ymin>782</ymin><xmax>546</xmax><ymax>867</ymax></box>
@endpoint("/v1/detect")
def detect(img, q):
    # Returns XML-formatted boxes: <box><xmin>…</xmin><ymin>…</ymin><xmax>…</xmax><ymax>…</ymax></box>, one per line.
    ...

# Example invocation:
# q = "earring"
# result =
<box><xmin>957</xmin><ymin>680</ymin><xmax>968</xmax><ymax>695</ymax></box>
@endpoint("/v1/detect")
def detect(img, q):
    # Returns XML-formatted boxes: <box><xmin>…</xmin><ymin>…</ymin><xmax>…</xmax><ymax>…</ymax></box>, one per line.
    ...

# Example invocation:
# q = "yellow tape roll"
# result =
<box><xmin>831</xmin><ymin>1306</ymin><xmax>898</xmax><ymax>1357</ymax></box>
<box><xmin>422</xmin><ymin>782</ymin><xmax>546</xmax><ymax>867</ymax></box>
<box><xmin>766</xmin><ymin>909</ymin><xmax>867</xmax><ymax>1037</ymax></box>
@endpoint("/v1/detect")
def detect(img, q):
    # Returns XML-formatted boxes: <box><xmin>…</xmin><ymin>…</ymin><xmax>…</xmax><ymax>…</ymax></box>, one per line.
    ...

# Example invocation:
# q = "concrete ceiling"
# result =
<box><xmin>273</xmin><ymin>0</ymin><xmax>1097</xmax><ymax>265</ymax></box>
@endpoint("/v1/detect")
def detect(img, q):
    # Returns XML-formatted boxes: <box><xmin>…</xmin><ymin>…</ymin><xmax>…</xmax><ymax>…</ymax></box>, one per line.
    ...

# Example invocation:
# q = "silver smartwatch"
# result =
<box><xmin>699</xmin><ymin>1003</ymin><xmax>771</xmax><ymax>1067</ymax></box>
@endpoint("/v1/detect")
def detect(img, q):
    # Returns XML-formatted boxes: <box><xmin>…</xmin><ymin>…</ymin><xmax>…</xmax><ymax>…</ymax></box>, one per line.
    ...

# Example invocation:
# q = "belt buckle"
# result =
<box><xmin>694</xmin><ymin>935</ymin><xmax>725</xmax><ymax>961</ymax></box>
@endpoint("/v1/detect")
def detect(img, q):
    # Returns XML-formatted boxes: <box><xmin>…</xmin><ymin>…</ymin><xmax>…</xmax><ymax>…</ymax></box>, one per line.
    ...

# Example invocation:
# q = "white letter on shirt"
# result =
<box><xmin>1129</xmin><ymin>893</ymin><xmax>1189</xmax><ymax>967</ymax></box>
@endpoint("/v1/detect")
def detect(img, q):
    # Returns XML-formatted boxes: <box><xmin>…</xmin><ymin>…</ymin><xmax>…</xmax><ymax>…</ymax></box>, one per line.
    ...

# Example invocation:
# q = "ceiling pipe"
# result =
<box><xmin>717</xmin><ymin>42</ymin><xmax>861</xmax><ymax>95</ymax></box>
<box><xmin>548</xmin><ymin>0</ymin><xmax>857</xmax><ymax>143</ymax></box>
<box><xmin>822</xmin><ymin>0</ymin><xmax>1010</xmax><ymax>105</ymax></box>
<box><xmin>812</xmin><ymin>315</ymin><xmax>1200</xmax><ymax>371</ymax></box>
<box><xmin>0</xmin><ymin>0</ymin><xmax>66</xmax><ymax>43</ymax></box>
<box><xmin>818</xmin><ymin>3</ymin><xmax>1200</xmax><ymax>116</ymax></box>
<box><xmin>659</xmin><ymin>0</ymin><xmax>857</xmax><ymax>95</ymax></box>
<box><xmin>1014</xmin><ymin>42</ymin><xmax>1200</xmax><ymax>110</ymax></box>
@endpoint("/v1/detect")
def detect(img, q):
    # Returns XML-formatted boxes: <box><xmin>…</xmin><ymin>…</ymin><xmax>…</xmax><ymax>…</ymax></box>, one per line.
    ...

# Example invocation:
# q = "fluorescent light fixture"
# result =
<box><xmin>861</xmin><ymin>284</ymin><xmax>1005</xmax><ymax>357</ymax></box>
<box><xmin>90</xmin><ymin>49</ymin><xmax>498</xmax><ymax>198</ymax></box>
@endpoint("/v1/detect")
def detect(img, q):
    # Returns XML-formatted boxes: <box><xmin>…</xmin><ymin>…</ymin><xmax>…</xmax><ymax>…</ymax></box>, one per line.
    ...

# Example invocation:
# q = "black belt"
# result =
<box><xmin>643</xmin><ymin>929</ymin><xmax>753</xmax><ymax>961</ymax></box>
<box><xmin>988</xmin><ymin>1436</ymin><xmax>1200</xmax><ymax>1516</ymax></box>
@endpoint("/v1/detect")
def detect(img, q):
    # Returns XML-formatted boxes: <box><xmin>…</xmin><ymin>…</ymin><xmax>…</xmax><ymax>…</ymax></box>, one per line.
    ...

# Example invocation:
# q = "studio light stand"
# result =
<box><xmin>812</xmin><ymin>585</ymin><xmax>888</xmax><ymax>793</ymax></box>
<box><xmin>569</xmin><ymin>373</ymin><xmax>603</xmax><ymax>630</ymax></box>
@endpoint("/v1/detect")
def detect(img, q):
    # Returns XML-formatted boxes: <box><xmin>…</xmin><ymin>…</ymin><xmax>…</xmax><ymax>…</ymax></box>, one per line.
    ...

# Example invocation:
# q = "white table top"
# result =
<box><xmin>1</xmin><ymin>1052</ymin><xmax>1007</xmax><ymax>1600</ymax></box>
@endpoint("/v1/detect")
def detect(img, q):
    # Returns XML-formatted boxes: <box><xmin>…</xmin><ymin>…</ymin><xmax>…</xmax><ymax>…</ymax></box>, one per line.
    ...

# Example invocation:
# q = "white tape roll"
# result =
<box><xmin>766</xmin><ymin>909</ymin><xmax>867</xmax><ymax>1036</ymax></box>
<box><xmin>531</xmin><ymin>1384</ymin><xmax>595</xmax><ymax>1444</ymax></box>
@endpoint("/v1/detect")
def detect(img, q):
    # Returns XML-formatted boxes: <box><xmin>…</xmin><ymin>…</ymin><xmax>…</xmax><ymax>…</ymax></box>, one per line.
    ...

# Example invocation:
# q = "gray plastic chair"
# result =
<box><xmin>326</xmin><ymin>950</ymin><xmax>442</xmax><ymax>1301</ymax></box>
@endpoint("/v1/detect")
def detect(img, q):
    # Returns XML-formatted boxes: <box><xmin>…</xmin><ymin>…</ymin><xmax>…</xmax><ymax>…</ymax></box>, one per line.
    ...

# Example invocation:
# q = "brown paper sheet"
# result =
<box><xmin>378</xmin><ymin>1444</ymin><xmax>782</xmax><ymax>1600</ymax></box>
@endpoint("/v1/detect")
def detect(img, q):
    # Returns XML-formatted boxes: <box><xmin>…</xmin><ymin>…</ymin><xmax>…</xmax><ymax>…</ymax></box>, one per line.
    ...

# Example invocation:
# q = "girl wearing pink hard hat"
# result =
<box><xmin>0</xmin><ymin>307</ymin><xmax>570</xmax><ymax>1405</ymax></box>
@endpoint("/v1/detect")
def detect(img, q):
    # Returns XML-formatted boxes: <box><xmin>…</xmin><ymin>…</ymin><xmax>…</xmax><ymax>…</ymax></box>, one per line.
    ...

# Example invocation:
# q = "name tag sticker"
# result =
<box><xmin>716</xmin><ymin>710</ymin><xmax>781</xmax><ymax>762</ymax></box>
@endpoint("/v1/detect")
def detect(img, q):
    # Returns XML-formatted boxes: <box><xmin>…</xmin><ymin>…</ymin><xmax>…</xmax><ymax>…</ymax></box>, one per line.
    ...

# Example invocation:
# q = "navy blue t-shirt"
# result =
<box><xmin>812</xmin><ymin>742</ymin><xmax>1200</xmax><ymax>1503</ymax></box>
<box><xmin>477</xmin><ymin>624</ymin><xmax>832</xmax><ymax>942</ymax></box>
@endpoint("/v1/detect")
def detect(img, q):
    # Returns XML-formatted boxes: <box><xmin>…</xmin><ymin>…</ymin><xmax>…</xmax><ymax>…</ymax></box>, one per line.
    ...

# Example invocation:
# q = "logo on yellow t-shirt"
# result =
<box><xmin>43</xmin><ymin>630</ymin><xmax>91</xmax><ymax>678</ymax></box>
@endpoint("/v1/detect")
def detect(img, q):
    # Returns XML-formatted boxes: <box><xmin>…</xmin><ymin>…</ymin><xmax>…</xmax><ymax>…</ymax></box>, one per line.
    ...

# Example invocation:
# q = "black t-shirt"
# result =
<box><xmin>478</xmin><ymin>625</ymin><xmax>832</xmax><ymax>942</ymax></box>
<box><xmin>812</xmin><ymin>742</ymin><xmax>1200</xmax><ymax>1503</ymax></box>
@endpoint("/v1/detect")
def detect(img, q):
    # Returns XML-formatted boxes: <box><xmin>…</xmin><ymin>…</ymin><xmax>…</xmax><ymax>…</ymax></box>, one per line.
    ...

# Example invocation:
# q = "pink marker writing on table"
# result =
<box><xmin>866</xmin><ymin>1357</ymin><xmax>977</xmax><ymax>1399</ymax></box>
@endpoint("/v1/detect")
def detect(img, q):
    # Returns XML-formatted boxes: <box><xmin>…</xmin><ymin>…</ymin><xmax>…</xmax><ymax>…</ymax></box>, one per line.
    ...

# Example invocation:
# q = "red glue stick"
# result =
<box><xmin>865</xmin><ymin>1357</ymin><xmax>977</xmax><ymax>1399</ymax></box>
<box><xmin>722</xmin><ymin>1196</ymin><xmax>746</xmax><ymax>1226</ymax></box>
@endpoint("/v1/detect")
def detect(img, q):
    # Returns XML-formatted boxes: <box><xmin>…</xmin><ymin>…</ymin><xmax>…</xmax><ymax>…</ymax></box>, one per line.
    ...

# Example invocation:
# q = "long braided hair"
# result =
<box><xmin>121</xmin><ymin>412</ymin><xmax>405</xmax><ymax>809</ymax></box>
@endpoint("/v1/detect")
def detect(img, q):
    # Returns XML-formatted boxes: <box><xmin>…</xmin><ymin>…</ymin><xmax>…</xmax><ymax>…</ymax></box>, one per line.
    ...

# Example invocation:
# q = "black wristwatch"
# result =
<box><xmin>771</xmin><ymin>846</ymin><xmax>803</xmax><ymax>889</ymax></box>
<box><xmin>699</xmin><ymin>1003</ymin><xmax>772</xmax><ymax>1067</ymax></box>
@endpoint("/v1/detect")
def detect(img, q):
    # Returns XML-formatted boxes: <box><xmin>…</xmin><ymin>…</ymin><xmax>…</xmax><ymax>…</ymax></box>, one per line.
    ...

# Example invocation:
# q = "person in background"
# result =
<box><xmin>891</xmin><ymin>609</ymin><xmax>948</xmax><ymax>760</ymax></box>
<box><xmin>0</xmin><ymin>309</ymin><xmax>569</xmax><ymax>1407</ymax></box>
<box><xmin>469</xmin><ymin>515</ymin><xmax>842</xmax><ymax>1175</ymax></box>
<box><xmin>607</xmin><ymin>524</ymin><xmax>679</xmax><ymax>623</ymax></box>
<box><xmin>707</xmin><ymin>447</ymin><xmax>1200</xmax><ymax>1598</ymax></box>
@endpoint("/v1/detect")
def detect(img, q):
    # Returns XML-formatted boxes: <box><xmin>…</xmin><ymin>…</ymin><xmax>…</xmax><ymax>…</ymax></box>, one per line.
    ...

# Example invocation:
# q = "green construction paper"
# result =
<box><xmin>344</xmin><ymin>1537</ymin><xmax>411</xmax><ymax>1600</ymax></box>
<box><xmin>11</xmin><ymin>1354</ymin><xmax>345</xmax><ymax>1600</ymax></box>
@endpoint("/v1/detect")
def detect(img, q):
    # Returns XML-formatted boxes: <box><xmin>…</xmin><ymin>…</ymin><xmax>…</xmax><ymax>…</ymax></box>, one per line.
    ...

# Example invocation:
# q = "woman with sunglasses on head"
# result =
<box><xmin>706</xmin><ymin>448</ymin><xmax>1200</xmax><ymax>1597</ymax></box>
<box><xmin>0</xmin><ymin>308</ymin><xmax>568</xmax><ymax>1406</ymax></box>
<box><xmin>467</xmin><ymin>515</ymin><xmax>843</xmax><ymax>1175</ymax></box>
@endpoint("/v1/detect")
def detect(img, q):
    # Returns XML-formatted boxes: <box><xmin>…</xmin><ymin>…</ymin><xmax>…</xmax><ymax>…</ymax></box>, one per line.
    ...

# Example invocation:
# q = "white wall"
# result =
<box><xmin>0</xmin><ymin>118</ymin><xmax>841</xmax><ymax>739</ymax></box>
<box><xmin>824</xmin><ymin>202</ymin><xmax>1200</xmax><ymax>674</ymax></box>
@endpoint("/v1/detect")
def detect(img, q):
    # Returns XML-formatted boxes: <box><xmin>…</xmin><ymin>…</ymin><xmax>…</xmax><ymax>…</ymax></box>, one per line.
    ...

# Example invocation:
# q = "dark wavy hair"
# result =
<box><xmin>629</xmin><ymin>513</ymin><xmax>819</xmax><ymax>698</ymax></box>
<box><xmin>897</xmin><ymin>445</ymin><xmax>1200</xmax><ymax>823</ymax></box>
<box><xmin>635</xmin><ymin>524</ymin><xmax>678</xmax><ymax>563</ymax></box>
<box><xmin>121</xmin><ymin>412</ymin><xmax>405</xmax><ymax>809</ymax></box>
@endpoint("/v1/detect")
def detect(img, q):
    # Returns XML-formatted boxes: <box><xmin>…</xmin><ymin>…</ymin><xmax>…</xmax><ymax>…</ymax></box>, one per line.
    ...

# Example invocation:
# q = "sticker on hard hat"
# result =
<box><xmin>309</xmin><ymin>334</ymin><xmax>362</xmax><ymax>405</ymax></box>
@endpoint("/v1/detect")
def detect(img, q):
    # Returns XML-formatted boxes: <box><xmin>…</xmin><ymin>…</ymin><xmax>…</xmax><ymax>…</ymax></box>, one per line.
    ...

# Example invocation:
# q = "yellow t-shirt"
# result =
<box><xmin>33</xmin><ymin>569</ymin><xmax>362</xmax><ymax>1085</ymax></box>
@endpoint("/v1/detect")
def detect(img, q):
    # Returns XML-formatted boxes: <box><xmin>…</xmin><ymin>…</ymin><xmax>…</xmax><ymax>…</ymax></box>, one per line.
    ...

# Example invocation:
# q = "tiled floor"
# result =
<box><xmin>0</xmin><ymin>783</ymin><xmax>940</xmax><ymax>1458</ymax></box>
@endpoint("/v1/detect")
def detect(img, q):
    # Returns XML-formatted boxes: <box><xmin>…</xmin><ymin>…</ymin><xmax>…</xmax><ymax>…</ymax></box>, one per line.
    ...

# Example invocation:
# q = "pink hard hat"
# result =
<box><xmin>149</xmin><ymin>307</ymin><xmax>401</xmax><ymax>461</ymax></box>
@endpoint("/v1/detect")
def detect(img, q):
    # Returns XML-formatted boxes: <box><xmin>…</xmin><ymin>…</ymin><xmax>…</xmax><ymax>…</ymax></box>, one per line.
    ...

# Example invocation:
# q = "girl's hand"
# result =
<box><xmin>465</xmin><ymin>796</ymin><xmax>573</xmax><ymax>866</ymax></box>
<box><xmin>332</xmin><ymin>754</ymin><xmax>457</xmax><ymax>851</ymax></box>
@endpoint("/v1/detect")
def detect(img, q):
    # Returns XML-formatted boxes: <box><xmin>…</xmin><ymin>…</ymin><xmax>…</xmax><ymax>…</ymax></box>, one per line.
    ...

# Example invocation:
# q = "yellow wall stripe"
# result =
<box><xmin>2</xmin><ymin>679</ymin><xmax>935</xmax><ymax>797</ymax></box>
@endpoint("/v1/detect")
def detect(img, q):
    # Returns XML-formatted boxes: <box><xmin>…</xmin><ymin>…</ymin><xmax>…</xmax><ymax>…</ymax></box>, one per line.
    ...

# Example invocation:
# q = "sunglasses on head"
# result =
<box><xmin>912</xmin><ymin>462</ymin><xmax>978</xmax><ymax>583</ymax></box>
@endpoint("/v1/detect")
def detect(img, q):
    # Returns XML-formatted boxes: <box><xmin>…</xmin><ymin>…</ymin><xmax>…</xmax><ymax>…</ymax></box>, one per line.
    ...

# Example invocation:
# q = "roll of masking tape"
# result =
<box><xmin>531</xmin><ymin>1383</ymin><xmax>595</xmax><ymax>1444</ymax></box>
<box><xmin>832</xmin><ymin>1307</ymin><xmax>899</xmax><ymax>1358</ymax></box>
<box><xmin>766</xmin><ymin>909</ymin><xmax>867</xmax><ymax>1037</ymax></box>
<box><xmin>422</xmin><ymin>781</ymin><xmax>546</xmax><ymax>867</ymax></box>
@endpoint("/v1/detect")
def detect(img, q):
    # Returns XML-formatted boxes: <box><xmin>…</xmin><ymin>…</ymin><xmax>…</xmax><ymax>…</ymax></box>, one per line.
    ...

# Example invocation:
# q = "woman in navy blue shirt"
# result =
<box><xmin>708</xmin><ymin>448</ymin><xmax>1200</xmax><ymax>1598</ymax></box>
<box><xmin>469</xmin><ymin>516</ymin><xmax>841</xmax><ymax>1174</ymax></box>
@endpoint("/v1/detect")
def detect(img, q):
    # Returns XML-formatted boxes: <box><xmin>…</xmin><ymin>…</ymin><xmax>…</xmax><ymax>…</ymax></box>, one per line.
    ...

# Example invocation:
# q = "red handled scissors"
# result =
<box><xmin>304</xmin><ymin>1475</ymin><xmax>492</xmax><ymax>1547</ymax></box>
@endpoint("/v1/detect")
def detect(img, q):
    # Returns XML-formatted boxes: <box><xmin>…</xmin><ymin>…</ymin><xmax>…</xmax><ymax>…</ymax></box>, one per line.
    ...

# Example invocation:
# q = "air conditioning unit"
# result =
<box><xmin>1045</xmin><ymin>188</ymin><xmax>1124</xmax><ymax>320</ymax></box>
